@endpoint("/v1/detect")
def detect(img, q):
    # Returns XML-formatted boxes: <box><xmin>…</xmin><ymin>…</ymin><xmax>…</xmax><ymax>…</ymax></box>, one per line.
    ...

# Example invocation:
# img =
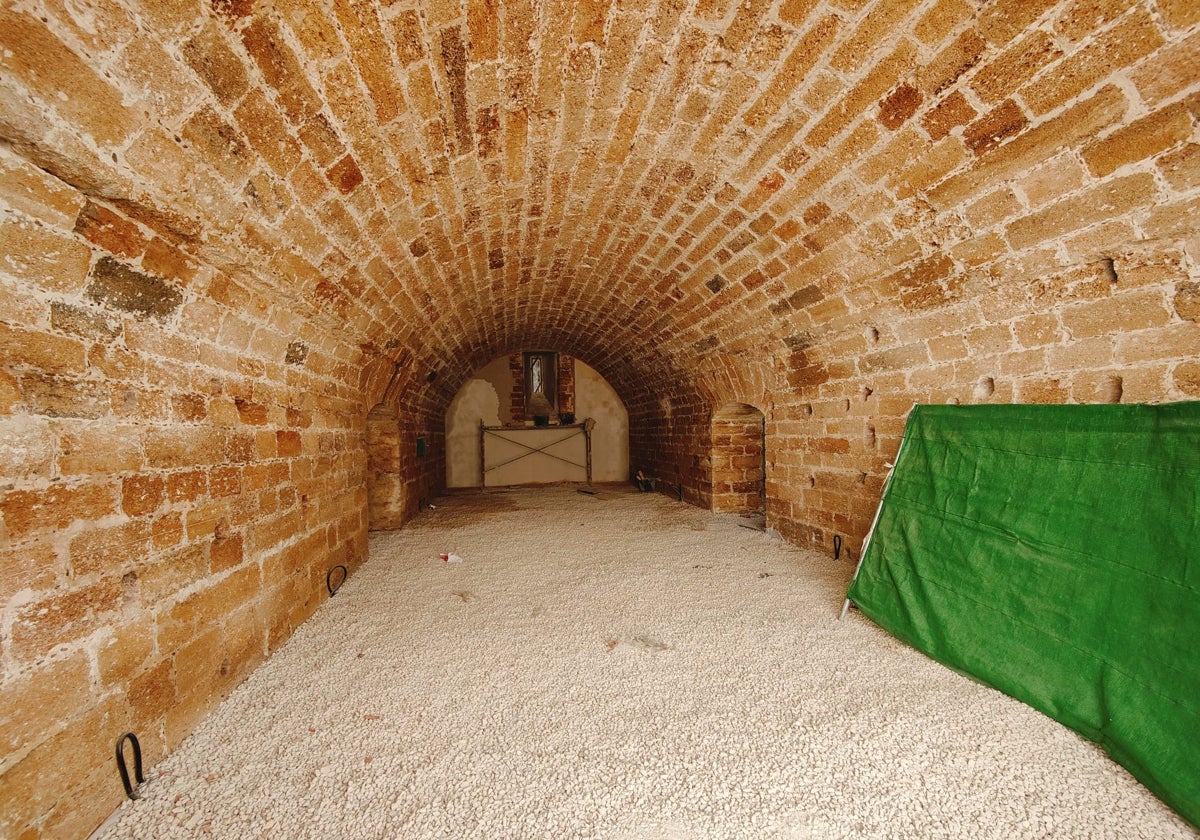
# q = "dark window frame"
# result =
<box><xmin>524</xmin><ymin>351</ymin><xmax>558</xmax><ymax>416</ymax></box>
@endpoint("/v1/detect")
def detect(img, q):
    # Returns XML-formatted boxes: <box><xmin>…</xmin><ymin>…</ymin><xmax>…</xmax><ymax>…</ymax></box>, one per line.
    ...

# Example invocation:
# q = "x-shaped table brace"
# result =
<box><xmin>483</xmin><ymin>428</ymin><xmax>587</xmax><ymax>474</ymax></box>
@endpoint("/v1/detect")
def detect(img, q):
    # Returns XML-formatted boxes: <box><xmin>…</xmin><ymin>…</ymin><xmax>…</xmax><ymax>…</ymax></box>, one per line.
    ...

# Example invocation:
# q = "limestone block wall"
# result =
<box><xmin>0</xmin><ymin>150</ymin><xmax>370</xmax><ymax>837</ymax></box>
<box><xmin>365</xmin><ymin>403</ymin><xmax>404</xmax><ymax>529</ymax></box>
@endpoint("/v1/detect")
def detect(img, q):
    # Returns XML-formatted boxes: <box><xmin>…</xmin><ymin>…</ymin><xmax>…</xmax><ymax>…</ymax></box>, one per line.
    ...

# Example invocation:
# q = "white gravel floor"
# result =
<box><xmin>99</xmin><ymin>486</ymin><xmax>1197</xmax><ymax>839</ymax></box>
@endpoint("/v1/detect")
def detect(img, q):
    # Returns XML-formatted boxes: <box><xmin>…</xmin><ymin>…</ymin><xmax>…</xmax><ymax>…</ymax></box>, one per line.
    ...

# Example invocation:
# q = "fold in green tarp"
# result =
<box><xmin>846</xmin><ymin>402</ymin><xmax>1200</xmax><ymax>828</ymax></box>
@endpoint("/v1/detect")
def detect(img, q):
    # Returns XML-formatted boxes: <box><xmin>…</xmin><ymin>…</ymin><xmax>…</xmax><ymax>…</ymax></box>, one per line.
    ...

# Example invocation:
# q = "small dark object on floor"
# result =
<box><xmin>635</xmin><ymin>469</ymin><xmax>655</xmax><ymax>492</ymax></box>
<box><xmin>834</xmin><ymin>534</ymin><xmax>842</xmax><ymax>560</ymax></box>
<box><xmin>758</xmin><ymin>572</ymin><xmax>772</xmax><ymax>579</ymax></box>
<box><xmin>577</xmin><ymin>488</ymin><xmax>598</xmax><ymax>496</ymax></box>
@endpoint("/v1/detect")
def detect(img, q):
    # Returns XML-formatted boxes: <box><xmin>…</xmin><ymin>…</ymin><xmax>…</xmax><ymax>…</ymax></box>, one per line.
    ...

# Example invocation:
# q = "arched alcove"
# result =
<box><xmin>711</xmin><ymin>403</ymin><xmax>767</xmax><ymax>521</ymax></box>
<box><xmin>445</xmin><ymin>353</ymin><xmax>629</xmax><ymax>487</ymax></box>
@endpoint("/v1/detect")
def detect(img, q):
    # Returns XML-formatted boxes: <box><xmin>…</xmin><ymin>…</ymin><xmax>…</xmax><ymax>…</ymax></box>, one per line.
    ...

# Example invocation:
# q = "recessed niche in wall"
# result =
<box><xmin>416</xmin><ymin>436</ymin><xmax>427</xmax><ymax>457</ymax></box>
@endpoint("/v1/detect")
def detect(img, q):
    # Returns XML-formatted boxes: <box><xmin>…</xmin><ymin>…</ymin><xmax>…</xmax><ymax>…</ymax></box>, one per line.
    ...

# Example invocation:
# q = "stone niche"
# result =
<box><xmin>711</xmin><ymin>402</ymin><xmax>766</xmax><ymax>515</ymax></box>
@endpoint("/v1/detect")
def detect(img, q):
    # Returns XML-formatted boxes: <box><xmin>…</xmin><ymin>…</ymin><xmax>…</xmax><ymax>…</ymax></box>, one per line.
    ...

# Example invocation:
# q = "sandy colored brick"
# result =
<box><xmin>1061</xmin><ymin>289</ymin><xmax>1173</xmax><ymax>339</ymax></box>
<box><xmin>1</xmin><ymin>481</ymin><xmax>118</xmax><ymax>539</ymax></box>
<box><xmin>1019</xmin><ymin>154</ymin><xmax>1086</xmax><ymax>208</ymax></box>
<box><xmin>977</xmin><ymin>0</ymin><xmax>1058</xmax><ymax>45</ymax></box>
<box><xmin>1175</xmin><ymin>281</ymin><xmax>1200</xmax><ymax>321</ymax></box>
<box><xmin>234</xmin><ymin>90</ymin><xmax>304</xmax><ymax>177</ymax></box>
<box><xmin>1156</xmin><ymin>142</ymin><xmax>1200</xmax><ymax>191</ymax></box>
<box><xmin>0</xmin><ymin>218</ymin><xmax>94</xmax><ymax>295</ymax></box>
<box><xmin>1005</xmin><ymin>173</ymin><xmax>1158</xmax><ymax>251</ymax></box>
<box><xmin>1022</xmin><ymin>9</ymin><xmax>1164</xmax><ymax>116</ymax></box>
<box><xmin>1082</xmin><ymin>102</ymin><xmax>1193</xmax><ymax>178</ymax></box>
<box><xmin>0</xmin><ymin>7</ymin><xmax>139</xmax><ymax>146</ymax></box>
<box><xmin>0</xmin><ymin>148</ymin><xmax>86</xmax><ymax>226</ymax></box>
<box><xmin>0</xmin><ymin>652</ymin><xmax>92</xmax><ymax>758</ymax></box>
<box><xmin>1157</xmin><ymin>0</ymin><xmax>1200</xmax><ymax>28</ymax></box>
<box><xmin>929</xmin><ymin>85</ymin><xmax>1129</xmax><ymax>209</ymax></box>
<box><xmin>57</xmin><ymin>421</ymin><xmax>143</xmax><ymax>473</ymax></box>
<box><xmin>1174</xmin><ymin>361</ymin><xmax>1200</xmax><ymax>396</ymax></box>
<box><xmin>913</xmin><ymin>0</ymin><xmax>974</xmax><ymax>46</ymax></box>
<box><xmin>972</xmin><ymin>30</ymin><xmax>1061</xmax><ymax>104</ymax></box>
<box><xmin>10</xmin><ymin>576</ymin><xmax>123</xmax><ymax>659</ymax></box>
<box><xmin>0</xmin><ymin>695</ymin><xmax>130</xmax><ymax>839</ymax></box>
<box><xmin>921</xmin><ymin>91</ymin><xmax>977</xmax><ymax>141</ymax></box>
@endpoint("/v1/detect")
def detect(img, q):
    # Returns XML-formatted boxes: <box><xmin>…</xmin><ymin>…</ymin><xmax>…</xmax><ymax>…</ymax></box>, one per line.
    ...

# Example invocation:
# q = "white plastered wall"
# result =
<box><xmin>446</xmin><ymin>358</ymin><xmax>629</xmax><ymax>487</ymax></box>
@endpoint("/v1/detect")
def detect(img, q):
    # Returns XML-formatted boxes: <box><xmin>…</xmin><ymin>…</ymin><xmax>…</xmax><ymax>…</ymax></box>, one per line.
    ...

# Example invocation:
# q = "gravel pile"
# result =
<box><xmin>99</xmin><ymin>486</ymin><xmax>1196</xmax><ymax>839</ymax></box>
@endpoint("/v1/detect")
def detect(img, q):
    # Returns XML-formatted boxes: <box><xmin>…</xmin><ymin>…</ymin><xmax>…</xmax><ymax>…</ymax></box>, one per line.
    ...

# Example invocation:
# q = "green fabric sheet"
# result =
<box><xmin>846</xmin><ymin>402</ymin><xmax>1200</xmax><ymax>828</ymax></box>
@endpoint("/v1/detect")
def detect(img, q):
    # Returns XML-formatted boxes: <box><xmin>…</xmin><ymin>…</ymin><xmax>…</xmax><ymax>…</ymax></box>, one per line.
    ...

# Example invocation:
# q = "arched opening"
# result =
<box><xmin>711</xmin><ymin>403</ymin><xmax>767</xmax><ymax>523</ymax></box>
<box><xmin>445</xmin><ymin>353</ymin><xmax>629</xmax><ymax>487</ymax></box>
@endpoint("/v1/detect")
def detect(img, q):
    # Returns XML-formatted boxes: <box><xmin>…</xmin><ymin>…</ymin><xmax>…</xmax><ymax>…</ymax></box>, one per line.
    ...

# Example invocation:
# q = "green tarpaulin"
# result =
<box><xmin>846</xmin><ymin>403</ymin><xmax>1200</xmax><ymax>828</ymax></box>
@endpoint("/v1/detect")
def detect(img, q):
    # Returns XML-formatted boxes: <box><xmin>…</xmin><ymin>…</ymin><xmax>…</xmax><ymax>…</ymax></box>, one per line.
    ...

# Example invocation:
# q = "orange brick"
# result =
<box><xmin>1</xmin><ymin>481</ymin><xmax>118</xmax><ymax>540</ymax></box>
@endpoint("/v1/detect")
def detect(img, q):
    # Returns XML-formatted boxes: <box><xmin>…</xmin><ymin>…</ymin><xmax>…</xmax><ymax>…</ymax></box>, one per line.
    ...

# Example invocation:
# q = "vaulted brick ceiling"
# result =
<box><xmin>2</xmin><ymin>0</ymin><xmax>1194</xmax><ymax>410</ymax></box>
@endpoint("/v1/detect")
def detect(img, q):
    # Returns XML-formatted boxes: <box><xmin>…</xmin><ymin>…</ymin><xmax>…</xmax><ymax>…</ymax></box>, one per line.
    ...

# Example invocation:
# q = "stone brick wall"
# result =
<box><xmin>557</xmin><ymin>354</ymin><xmax>577</xmax><ymax>416</ymax></box>
<box><xmin>0</xmin><ymin>149</ymin><xmax>371</xmax><ymax>837</ymax></box>
<box><xmin>366</xmin><ymin>403</ymin><xmax>404</xmax><ymax>528</ymax></box>
<box><xmin>711</xmin><ymin>405</ymin><xmax>766</xmax><ymax>514</ymax></box>
<box><xmin>1</xmin><ymin>0</ymin><xmax>1199</xmax><ymax>835</ymax></box>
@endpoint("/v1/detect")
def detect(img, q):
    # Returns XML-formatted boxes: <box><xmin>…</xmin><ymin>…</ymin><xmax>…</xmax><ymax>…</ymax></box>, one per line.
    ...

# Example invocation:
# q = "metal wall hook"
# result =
<box><xmin>327</xmin><ymin>565</ymin><xmax>348</xmax><ymax>596</ymax></box>
<box><xmin>115</xmin><ymin>732</ymin><xmax>144</xmax><ymax>800</ymax></box>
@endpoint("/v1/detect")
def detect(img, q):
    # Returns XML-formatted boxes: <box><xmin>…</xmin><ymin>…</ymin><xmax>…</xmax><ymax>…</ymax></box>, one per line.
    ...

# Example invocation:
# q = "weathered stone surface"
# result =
<box><xmin>50</xmin><ymin>302</ymin><xmax>122</xmax><ymax>341</ymax></box>
<box><xmin>86</xmin><ymin>257</ymin><xmax>183</xmax><ymax>319</ymax></box>
<box><xmin>1176</xmin><ymin>281</ymin><xmax>1200</xmax><ymax>321</ymax></box>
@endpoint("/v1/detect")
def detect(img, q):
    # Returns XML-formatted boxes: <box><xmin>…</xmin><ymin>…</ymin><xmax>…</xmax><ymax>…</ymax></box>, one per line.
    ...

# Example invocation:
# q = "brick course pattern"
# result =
<box><xmin>1</xmin><ymin>0</ymin><xmax>1198</xmax><ymax>836</ymax></box>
